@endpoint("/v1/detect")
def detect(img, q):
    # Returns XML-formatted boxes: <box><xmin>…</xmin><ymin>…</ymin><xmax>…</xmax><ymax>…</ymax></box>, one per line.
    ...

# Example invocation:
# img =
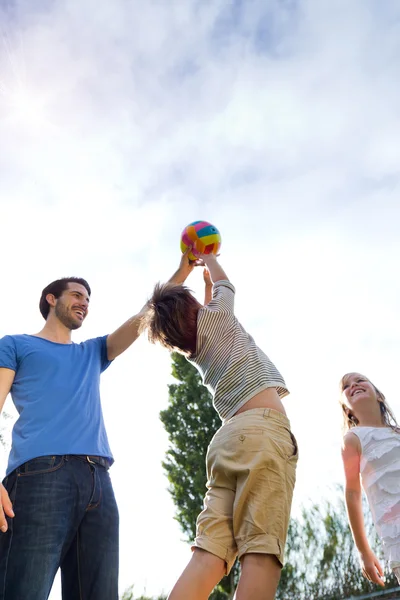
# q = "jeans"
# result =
<box><xmin>0</xmin><ymin>455</ymin><xmax>119</xmax><ymax>600</ymax></box>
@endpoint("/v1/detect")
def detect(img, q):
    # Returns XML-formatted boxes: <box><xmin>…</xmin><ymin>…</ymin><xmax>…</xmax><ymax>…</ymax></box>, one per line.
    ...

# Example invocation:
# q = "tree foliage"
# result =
<box><xmin>121</xmin><ymin>586</ymin><xmax>167</xmax><ymax>600</ymax></box>
<box><xmin>277</xmin><ymin>493</ymin><xmax>398</xmax><ymax>600</ymax></box>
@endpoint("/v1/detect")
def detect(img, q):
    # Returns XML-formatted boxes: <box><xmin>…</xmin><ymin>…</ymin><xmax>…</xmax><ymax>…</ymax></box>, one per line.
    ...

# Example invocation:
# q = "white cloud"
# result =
<box><xmin>1</xmin><ymin>0</ymin><xmax>400</xmax><ymax>596</ymax></box>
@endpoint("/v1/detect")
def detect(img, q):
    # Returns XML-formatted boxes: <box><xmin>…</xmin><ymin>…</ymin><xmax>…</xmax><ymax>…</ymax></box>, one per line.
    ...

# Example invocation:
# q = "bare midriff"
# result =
<box><xmin>234</xmin><ymin>387</ymin><xmax>287</xmax><ymax>417</ymax></box>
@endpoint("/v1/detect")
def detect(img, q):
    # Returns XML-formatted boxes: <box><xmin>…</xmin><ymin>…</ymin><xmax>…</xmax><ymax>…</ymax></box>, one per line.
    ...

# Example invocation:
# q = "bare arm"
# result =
<box><xmin>0</xmin><ymin>368</ymin><xmax>16</xmax><ymax>532</ymax></box>
<box><xmin>0</xmin><ymin>368</ymin><xmax>14</xmax><ymax>415</ymax></box>
<box><xmin>203</xmin><ymin>268</ymin><xmax>212</xmax><ymax>305</ymax></box>
<box><xmin>342</xmin><ymin>433</ymin><xmax>384</xmax><ymax>586</ymax></box>
<box><xmin>168</xmin><ymin>248</ymin><xmax>198</xmax><ymax>285</ymax></box>
<box><xmin>201</xmin><ymin>254</ymin><xmax>229</xmax><ymax>283</ymax></box>
<box><xmin>106</xmin><ymin>303</ymin><xmax>149</xmax><ymax>361</ymax></box>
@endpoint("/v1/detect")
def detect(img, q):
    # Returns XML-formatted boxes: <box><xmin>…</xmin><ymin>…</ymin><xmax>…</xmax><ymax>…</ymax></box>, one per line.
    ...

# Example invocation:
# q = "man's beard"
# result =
<box><xmin>55</xmin><ymin>302</ymin><xmax>82</xmax><ymax>330</ymax></box>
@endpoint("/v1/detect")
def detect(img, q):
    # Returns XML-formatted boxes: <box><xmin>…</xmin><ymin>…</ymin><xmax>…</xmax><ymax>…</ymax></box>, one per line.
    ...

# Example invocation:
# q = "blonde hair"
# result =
<box><xmin>339</xmin><ymin>372</ymin><xmax>399</xmax><ymax>434</ymax></box>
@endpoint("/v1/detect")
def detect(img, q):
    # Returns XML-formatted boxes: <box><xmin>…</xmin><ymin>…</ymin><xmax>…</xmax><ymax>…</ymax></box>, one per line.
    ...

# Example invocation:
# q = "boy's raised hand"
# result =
<box><xmin>196</xmin><ymin>252</ymin><xmax>228</xmax><ymax>283</ymax></box>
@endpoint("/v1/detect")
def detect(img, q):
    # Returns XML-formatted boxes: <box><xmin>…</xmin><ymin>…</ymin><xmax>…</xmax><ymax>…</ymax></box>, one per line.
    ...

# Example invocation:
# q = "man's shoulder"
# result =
<box><xmin>0</xmin><ymin>333</ymin><xmax>28</xmax><ymax>346</ymax></box>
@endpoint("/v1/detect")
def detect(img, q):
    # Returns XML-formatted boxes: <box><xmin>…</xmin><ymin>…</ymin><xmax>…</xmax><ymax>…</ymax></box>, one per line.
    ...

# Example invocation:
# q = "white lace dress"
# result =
<box><xmin>351</xmin><ymin>426</ymin><xmax>400</xmax><ymax>567</ymax></box>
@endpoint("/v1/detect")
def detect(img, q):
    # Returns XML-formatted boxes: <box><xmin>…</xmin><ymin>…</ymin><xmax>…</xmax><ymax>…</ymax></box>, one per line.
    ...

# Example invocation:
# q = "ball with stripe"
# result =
<box><xmin>180</xmin><ymin>221</ymin><xmax>221</xmax><ymax>261</ymax></box>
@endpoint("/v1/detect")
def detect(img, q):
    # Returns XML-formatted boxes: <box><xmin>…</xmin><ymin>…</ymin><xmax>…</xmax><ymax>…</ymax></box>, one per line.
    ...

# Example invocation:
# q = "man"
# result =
<box><xmin>0</xmin><ymin>276</ymin><xmax>148</xmax><ymax>600</ymax></box>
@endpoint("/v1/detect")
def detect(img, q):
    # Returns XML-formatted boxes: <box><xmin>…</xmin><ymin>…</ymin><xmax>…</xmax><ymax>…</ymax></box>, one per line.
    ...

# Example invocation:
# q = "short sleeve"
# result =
<box><xmin>99</xmin><ymin>335</ymin><xmax>113</xmax><ymax>372</ymax></box>
<box><xmin>206</xmin><ymin>280</ymin><xmax>235</xmax><ymax>313</ymax></box>
<box><xmin>0</xmin><ymin>336</ymin><xmax>18</xmax><ymax>371</ymax></box>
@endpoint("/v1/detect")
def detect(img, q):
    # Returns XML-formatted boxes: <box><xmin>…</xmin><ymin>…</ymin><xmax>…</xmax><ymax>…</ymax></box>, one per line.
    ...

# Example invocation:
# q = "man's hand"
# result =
<box><xmin>169</xmin><ymin>248</ymin><xmax>201</xmax><ymax>285</ymax></box>
<box><xmin>359</xmin><ymin>549</ymin><xmax>385</xmax><ymax>586</ymax></box>
<box><xmin>0</xmin><ymin>483</ymin><xmax>14</xmax><ymax>533</ymax></box>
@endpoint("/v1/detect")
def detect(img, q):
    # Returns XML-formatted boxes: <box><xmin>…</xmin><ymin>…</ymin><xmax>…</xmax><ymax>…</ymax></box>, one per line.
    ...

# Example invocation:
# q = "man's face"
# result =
<box><xmin>53</xmin><ymin>283</ymin><xmax>90</xmax><ymax>330</ymax></box>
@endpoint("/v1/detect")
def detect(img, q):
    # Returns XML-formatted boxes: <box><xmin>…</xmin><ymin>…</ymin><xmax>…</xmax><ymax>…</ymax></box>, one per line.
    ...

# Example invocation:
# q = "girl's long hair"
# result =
<box><xmin>340</xmin><ymin>373</ymin><xmax>399</xmax><ymax>433</ymax></box>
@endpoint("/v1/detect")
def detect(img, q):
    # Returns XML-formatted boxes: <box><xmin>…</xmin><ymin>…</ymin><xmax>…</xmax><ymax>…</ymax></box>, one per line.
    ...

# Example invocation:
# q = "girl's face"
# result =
<box><xmin>341</xmin><ymin>373</ymin><xmax>380</xmax><ymax>416</ymax></box>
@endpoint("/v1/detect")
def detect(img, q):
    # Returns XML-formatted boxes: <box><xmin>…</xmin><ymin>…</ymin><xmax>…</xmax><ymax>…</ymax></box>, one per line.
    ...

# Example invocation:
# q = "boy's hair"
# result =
<box><xmin>141</xmin><ymin>282</ymin><xmax>200</xmax><ymax>356</ymax></box>
<box><xmin>339</xmin><ymin>372</ymin><xmax>399</xmax><ymax>433</ymax></box>
<box><xmin>39</xmin><ymin>277</ymin><xmax>91</xmax><ymax>320</ymax></box>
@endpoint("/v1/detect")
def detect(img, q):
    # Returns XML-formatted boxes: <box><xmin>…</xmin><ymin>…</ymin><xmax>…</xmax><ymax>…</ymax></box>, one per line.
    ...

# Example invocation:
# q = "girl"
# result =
<box><xmin>142</xmin><ymin>249</ymin><xmax>298</xmax><ymax>600</ymax></box>
<box><xmin>340</xmin><ymin>372</ymin><xmax>400</xmax><ymax>587</ymax></box>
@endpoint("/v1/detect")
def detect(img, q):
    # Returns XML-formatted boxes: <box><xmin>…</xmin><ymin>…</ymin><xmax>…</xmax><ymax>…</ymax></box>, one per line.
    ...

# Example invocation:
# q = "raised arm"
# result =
<box><xmin>168</xmin><ymin>248</ymin><xmax>198</xmax><ymax>285</ymax></box>
<box><xmin>203</xmin><ymin>268</ymin><xmax>212</xmax><ymax>305</ymax></box>
<box><xmin>106</xmin><ymin>303</ymin><xmax>149</xmax><ymax>361</ymax></box>
<box><xmin>342</xmin><ymin>433</ymin><xmax>384</xmax><ymax>586</ymax></box>
<box><xmin>0</xmin><ymin>368</ymin><xmax>16</xmax><ymax>532</ymax></box>
<box><xmin>107</xmin><ymin>248</ymin><xmax>204</xmax><ymax>360</ymax></box>
<box><xmin>201</xmin><ymin>254</ymin><xmax>229</xmax><ymax>283</ymax></box>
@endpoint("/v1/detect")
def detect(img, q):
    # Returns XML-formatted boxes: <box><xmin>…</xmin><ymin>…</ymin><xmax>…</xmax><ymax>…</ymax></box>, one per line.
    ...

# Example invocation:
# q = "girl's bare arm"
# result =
<box><xmin>342</xmin><ymin>433</ymin><xmax>384</xmax><ymax>586</ymax></box>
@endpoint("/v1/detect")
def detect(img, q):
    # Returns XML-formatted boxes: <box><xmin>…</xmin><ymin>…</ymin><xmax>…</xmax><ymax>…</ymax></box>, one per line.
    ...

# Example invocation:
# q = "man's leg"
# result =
<box><xmin>0</xmin><ymin>456</ymin><xmax>76</xmax><ymax>600</ymax></box>
<box><xmin>61</xmin><ymin>463</ymin><xmax>119</xmax><ymax>600</ymax></box>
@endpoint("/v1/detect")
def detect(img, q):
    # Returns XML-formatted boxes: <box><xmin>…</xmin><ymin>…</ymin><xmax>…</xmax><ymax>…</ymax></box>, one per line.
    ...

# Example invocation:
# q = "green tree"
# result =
<box><xmin>121</xmin><ymin>586</ymin><xmax>167</xmax><ymax>600</ymax></box>
<box><xmin>160</xmin><ymin>352</ymin><xmax>238</xmax><ymax>599</ymax></box>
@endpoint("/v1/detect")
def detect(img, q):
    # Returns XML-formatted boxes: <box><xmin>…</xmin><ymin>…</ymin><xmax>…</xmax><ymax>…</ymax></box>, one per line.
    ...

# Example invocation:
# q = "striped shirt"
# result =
<box><xmin>188</xmin><ymin>280</ymin><xmax>289</xmax><ymax>421</ymax></box>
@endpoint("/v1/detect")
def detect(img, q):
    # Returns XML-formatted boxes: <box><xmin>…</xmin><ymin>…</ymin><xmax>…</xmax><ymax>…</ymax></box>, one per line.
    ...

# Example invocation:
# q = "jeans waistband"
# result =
<box><xmin>70</xmin><ymin>455</ymin><xmax>112</xmax><ymax>470</ymax></box>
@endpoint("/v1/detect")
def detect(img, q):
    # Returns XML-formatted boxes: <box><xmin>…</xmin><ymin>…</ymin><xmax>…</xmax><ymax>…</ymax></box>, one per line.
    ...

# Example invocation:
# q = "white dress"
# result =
<box><xmin>351</xmin><ymin>426</ymin><xmax>400</xmax><ymax>567</ymax></box>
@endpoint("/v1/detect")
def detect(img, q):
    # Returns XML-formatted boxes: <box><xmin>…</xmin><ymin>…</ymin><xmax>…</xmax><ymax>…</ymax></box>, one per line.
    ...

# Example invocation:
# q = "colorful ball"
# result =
<box><xmin>180</xmin><ymin>221</ymin><xmax>221</xmax><ymax>261</ymax></box>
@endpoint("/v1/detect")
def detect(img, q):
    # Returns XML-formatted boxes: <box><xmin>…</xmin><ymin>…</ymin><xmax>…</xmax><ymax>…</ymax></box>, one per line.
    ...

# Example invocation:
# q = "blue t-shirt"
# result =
<box><xmin>0</xmin><ymin>334</ymin><xmax>114</xmax><ymax>475</ymax></box>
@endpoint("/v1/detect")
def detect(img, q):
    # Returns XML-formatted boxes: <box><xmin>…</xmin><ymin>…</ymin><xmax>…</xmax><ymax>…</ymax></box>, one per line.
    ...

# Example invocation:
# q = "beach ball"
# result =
<box><xmin>180</xmin><ymin>221</ymin><xmax>221</xmax><ymax>261</ymax></box>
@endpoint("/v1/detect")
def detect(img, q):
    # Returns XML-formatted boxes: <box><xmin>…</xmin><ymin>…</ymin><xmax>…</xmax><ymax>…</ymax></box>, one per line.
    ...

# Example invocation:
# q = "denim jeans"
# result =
<box><xmin>0</xmin><ymin>455</ymin><xmax>119</xmax><ymax>600</ymax></box>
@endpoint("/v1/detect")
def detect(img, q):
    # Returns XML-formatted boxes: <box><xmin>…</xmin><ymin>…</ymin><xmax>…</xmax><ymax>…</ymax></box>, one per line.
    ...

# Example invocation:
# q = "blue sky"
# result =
<box><xmin>1</xmin><ymin>0</ymin><xmax>400</xmax><ymax>597</ymax></box>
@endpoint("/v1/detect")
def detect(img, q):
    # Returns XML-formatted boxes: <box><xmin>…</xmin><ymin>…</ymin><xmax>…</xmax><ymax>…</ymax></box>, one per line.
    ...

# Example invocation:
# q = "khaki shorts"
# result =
<box><xmin>193</xmin><ymin>408</ymin><xmax>298</xmax><ymax>574</ymax></box>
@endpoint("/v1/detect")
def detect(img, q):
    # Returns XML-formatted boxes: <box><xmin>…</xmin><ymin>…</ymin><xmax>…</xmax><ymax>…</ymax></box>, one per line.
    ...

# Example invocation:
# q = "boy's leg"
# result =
<box><xmin>168</xmin><ymin>548</ymin><xmax>226</xmax><ymax>600</ymax></box>
<box><xmin>61</xmin><ymin>462</ymin><xmax>119</xmax><ymax>600</ymax></box>
<box><xmin>235</xmin><ymin>554</ymin><xmax>281</xmax><ymax>600</ymax></box>
<box><xmin>0</xmin><ymin>456</ymin><xmax>77</xmax><ymax>600</ymax></box>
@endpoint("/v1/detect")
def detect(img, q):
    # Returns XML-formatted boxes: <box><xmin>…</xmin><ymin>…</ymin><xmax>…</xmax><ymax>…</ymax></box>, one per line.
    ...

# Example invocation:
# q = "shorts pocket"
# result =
<box><xmin>18</xmin><ymin>455</ymin><xmax>65</xmax><ymax>476</ymax></box>
<box><xmin>288</xmin><ymin>432</ymin><xmax>299</xmax><ymax>460</ymax></box>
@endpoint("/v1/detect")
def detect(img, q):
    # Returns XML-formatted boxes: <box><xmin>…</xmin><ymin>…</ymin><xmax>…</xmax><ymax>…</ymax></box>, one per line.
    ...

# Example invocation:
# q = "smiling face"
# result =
<box><xmin>51</xmin><ymin>283</ymin><xmax>90</xmax><ymax>330</ymax></box>
<box><xmin>340</xmin><ymin>372</ymin><xmax>388</xmax><ymax>430</ymax></box>
<box><xmin>341</xmin><ymin>373</ymin><xmax>379</xmax><ymax>412</ymax></box>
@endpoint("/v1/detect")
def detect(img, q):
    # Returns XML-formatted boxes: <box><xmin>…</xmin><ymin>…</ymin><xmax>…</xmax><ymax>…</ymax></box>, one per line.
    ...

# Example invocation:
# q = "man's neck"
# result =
<box><xmin>33</xmin><ymin>319</ymin><xmax>73</xmax><ymax>344</ymax></box>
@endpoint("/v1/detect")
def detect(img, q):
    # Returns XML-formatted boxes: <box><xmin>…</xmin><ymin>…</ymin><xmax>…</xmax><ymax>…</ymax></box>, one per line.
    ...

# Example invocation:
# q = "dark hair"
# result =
<box><xmin>141</xmin><ymin>282</ymin><xmax>200</xmax><ymax>355</ymax></box>
<box><xmin>339</xmin><ymin>372</ymin><xmax>399</xmax><ymax>433</ymax></box>
<box><xmin>39</xmin><ymin>277</ymin><xmax>91</xmax><ymax>320</ymax></box>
